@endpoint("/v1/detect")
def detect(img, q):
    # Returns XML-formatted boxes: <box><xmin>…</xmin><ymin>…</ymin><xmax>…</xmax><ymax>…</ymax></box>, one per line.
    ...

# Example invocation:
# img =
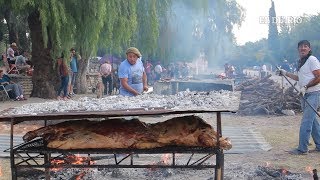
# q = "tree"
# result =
<box><xmin>1</xmin><ymin>0</ymin><xmax>245</xmax><ymax>98</ymax></box>
<box><xmin>267</xmin><ymin>0</ymin><xmax>280</xmax><ymax>63</ymax></box>
<box><xmin>65</xmin><ymin>0</ymin><xmax>108</xmax><ymax>94</ymax></box>
<box><xmin>135</xmin><ymin>0</ymin><xmax>159</xmax><ymax>58</ymax></box>
<box><xmin>0</xmin><ymin>0</ymin><xmax>143</xmax><ymax>98</ymax></box>
<box><xmin>7</xmin><ymin>0</ymin><xmax>77</xmax><ymax>98</ymax></box>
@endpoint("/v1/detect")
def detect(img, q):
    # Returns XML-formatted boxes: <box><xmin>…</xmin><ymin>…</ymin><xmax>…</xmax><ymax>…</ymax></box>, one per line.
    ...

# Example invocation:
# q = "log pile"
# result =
<box><xmin>235</xmin><ymin>75</ymin><xmax>301</xmax><ymax>115</ymax></box>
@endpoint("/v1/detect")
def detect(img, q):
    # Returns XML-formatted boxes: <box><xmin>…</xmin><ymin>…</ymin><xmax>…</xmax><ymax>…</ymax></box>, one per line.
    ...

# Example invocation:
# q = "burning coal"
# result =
<box><xmin>1</xmin><ymin>90</ymin><xmax>240</xmax><ymax>116</ymax></box>
<box><xmin>50</xmin><ymin>154</ymin><xmax>95</xmax><ymax>172</ymax></box>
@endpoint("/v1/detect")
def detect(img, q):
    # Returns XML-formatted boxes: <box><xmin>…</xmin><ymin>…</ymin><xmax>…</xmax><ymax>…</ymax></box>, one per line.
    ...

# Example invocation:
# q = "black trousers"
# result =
<box><xmin>102</xmin><ymin>75</ymin><xmax>113</xmax><ymax>95</ymax></box>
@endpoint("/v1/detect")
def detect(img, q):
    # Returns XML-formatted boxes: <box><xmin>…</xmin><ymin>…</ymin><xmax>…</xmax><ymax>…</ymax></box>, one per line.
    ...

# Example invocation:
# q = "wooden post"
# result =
<box><xmin>215</xmin><ymin>112</ymin><xmax>224</xmax><ymax>180</ymax></box>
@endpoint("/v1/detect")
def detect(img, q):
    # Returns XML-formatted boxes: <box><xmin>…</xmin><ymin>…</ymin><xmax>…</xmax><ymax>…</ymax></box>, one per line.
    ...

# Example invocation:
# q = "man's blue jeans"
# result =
<box><xmin>298</xmin><ymin>91</ymin><xmax>320</xmax><ymax>152</ymax></box>
<box><xmin>57</xmin><ymin>76</ymin><xmax>69</xmax><ymax>97</ymax></box>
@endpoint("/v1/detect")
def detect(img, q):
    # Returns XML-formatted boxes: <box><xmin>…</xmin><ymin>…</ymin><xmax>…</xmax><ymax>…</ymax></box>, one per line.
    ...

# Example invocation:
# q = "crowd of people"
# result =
<box><xmin>0</xmin><ymin>42</ymin><xmax>33</xmax><ymax>75</ymax></box>
<box><xmin>0</xmin><ymin>42</ymin><xmax>32</xmax><ymax>101</ymax></box>
<box><xmin>0</xmin><ymin>43</ymin><xmax>194</xmax><ymax>100</ymax></box>
<box><xmin>143</xmin><ymin>61</ymin><xmax>191</xmax><ymax>84</ymax></box>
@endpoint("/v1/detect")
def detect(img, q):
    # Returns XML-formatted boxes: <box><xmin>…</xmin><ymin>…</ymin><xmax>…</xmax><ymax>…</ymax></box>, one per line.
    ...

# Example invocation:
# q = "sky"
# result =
<box><xmin>234</xmin><ymin>0</ymin><xmax>320</xmax><ymax>45</ymax></box>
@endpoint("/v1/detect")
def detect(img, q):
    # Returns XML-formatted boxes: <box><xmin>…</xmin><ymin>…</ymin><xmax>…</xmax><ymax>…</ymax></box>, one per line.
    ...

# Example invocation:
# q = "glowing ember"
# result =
<box><xmin>50</xmin><ymin>154</ymin><xmax>95</xmax><ymax>172</ymax></box>
<box><xmin>51</xmin><ymin>159</ymin><xmax>65</xmax><ymax>171</ymax></box>
<box><xmin>75</xmin><ymin>171</ymin><xmax>86</xmax><ymax>180</ymax></box>
<box><xmin>161</xmin><ymin>154</ymin><xmax>171</xmax><ymax>165</ymax></box>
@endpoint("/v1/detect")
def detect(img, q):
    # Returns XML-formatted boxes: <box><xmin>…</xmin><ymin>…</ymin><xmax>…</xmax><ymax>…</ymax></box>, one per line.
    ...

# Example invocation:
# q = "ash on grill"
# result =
<box><xmin>1</xmin><ymin>90</ymin><xmax>240</xmax><ymax>116</ymax></box>
<box><xmin>236</xmin><ymin>75</ymin><xmax>300</xmax><ymax>115</ymax></box>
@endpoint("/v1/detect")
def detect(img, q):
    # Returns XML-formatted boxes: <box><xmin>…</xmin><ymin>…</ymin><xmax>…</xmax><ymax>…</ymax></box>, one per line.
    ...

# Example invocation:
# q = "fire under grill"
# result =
<box><xmin>0</xmin><ymin>109</ymin><xmax>232</xmax><ymax>180</ymax></box>
<box><xmin>8</xmin><ymin>138</ymin><xmax>222</xmax><ymax>169</ymax></box>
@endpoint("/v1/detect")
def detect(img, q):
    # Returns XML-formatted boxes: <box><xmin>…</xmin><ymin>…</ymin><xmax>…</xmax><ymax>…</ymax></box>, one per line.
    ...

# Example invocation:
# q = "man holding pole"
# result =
<box><xmin>276</xmin><ymin>40</ymin><xmax>320</xmax><ymax>155</ymax></box>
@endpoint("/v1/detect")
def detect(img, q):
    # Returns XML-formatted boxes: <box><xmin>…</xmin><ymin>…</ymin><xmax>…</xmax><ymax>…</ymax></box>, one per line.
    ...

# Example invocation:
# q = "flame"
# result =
<box><xmin>50</xmin><ymin>154</ymin><xmax>95</xmax><ymax>172</ymax></box>
<box><xmin>51</xmin><ymin>159</ymin><xmax>65</xmax><ymax>171</ymax></box>
<box><xmin>305</xmin><ymin>166</ymin><xmax>313</xmax><ymax>174</ymax></box>
<box><xmin>161</xmin><ymin>154</ymin><xmax>171</xmax><ymax>165</ymax></box>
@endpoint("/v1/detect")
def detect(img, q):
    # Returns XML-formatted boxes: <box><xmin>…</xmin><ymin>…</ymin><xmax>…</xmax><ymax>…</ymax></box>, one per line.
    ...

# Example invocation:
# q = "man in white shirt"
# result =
<box><xmin>276</xmin><ymin>40</ymin><xmax>320</xmax><ymax>155</ymax></box>
<box><xmin>7</xmin><ymin>43</ymin><xmax>17</xmax><ymax>64</ymax></box>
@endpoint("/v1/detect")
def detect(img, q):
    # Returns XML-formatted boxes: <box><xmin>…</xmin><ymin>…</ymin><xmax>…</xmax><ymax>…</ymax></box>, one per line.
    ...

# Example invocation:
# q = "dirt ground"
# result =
<box><xmin>0</xmin><ymin>95</ymin><xmax>319</xmax><ymax>179</ymax></box>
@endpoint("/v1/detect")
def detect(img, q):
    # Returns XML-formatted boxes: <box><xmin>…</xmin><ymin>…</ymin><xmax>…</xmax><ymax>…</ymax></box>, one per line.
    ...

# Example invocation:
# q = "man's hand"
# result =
<box><xmin>275</xmin><ymin>69</ymin><xmax>287</xmax><ymax>76</ymax></box>
<box><xmin>299</xmin><ymin>86</ymin><xmax>307</xmax><ymax>96</ymax></box>
<box><xmin>143</xmin><ymin>86</ymin><xmax>148</xmax><ymax>92</ymax></box>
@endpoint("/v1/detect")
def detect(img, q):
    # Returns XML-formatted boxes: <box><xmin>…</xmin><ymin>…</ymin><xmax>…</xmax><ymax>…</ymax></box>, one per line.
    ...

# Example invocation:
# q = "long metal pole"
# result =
<box><xmin>276</xmin><ymin>66</ymin><xmax>320</xmax><ymax>117</ymax></box>
<box><xmin>10</xmin><ymin>118</ymin><xmax>17</xmax><ymax>180</ymax></box>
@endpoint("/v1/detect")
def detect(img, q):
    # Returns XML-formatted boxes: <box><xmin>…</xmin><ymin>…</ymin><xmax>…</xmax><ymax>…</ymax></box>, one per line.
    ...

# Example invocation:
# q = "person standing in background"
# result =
<box><xmin>68</xmin><ymin>48</ymin><xmax>81</xmax><ymax>97</ymax></box>
<box><xmin>144</xmin><ymin>60</ymin><xmax>153</xmax><ymax>85</ymax></box>
<box><xmin>56</xmin><ymin>53</ymin><xmax>69</xmax><ymax>100</ymax></box>
<box><xmin>260</xmin><ymin>64</ymin><xmax>267</xmax><ymax>78</ymax></box>
<box><xmin>99</xmin><ymin>60</ymin><xmax>113</xmax><ymax>95</ymax></box>
<box><xmin>154</xmin><ymin>61</ymin><xmax>162</xmax><ymax>81</ymax></box>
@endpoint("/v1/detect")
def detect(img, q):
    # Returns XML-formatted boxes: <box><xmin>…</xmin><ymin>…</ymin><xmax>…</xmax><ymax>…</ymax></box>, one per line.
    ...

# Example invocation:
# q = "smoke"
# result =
<box><xmin>165</xmin><ymin>1</ymin><xmax>238</xmax><ymax>70</ymax></box>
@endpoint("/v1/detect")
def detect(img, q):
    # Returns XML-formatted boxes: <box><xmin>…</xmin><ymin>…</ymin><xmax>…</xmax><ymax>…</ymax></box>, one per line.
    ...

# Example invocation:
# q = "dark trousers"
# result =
<box><xmin>57</xmin><ymin>76</ymin><xmax>69</xmax><ymax>97</ymax></box>
<box><xmin>102</xmin><ymin>75</ymin><xmax>113</xmax><ymax>95</ymax></box>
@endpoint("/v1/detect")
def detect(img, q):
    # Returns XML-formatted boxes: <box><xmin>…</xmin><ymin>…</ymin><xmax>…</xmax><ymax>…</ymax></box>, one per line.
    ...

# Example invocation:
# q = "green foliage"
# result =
<box><xmin>65</xmin><ymin>0</ymin><xmax>107</xmax><ymax>59</ymax></box>
<box><xmin>135</xmin><ymin>0</ymin><xmax>159</xmax><ymax>57</ymax></box>
<box><xmin>98</xmin><ymin>0</ymin><xmax>138</xmax><ymax>56</ymax></box>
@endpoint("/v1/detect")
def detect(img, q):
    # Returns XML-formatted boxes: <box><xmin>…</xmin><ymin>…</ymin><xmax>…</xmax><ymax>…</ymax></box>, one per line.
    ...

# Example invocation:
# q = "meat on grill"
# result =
<box><xmin>23</xmin><ymin>115</ymin><xmax>232</xmax><ymax>150</ymax></box>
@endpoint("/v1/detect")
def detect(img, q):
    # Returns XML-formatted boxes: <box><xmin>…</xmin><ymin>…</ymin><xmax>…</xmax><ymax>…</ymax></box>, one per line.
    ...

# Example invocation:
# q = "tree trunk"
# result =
<box><xmin>4</xmin><ymin>9</ymin><xmax>18</xmax><ymax>45</ymax></box>
<box><xmin>18</xmin><ymin>15</ymin><xmax>30</xmax><ymax>51</ymax></box>
<box><xmin>76</xmin><ymin>57</ymin><xmax>88</xmax><ymax>94</ymax></box>
<box><xmin>28</xmin><ymin>10</ymin><xmax>59</xmax><ymax>99</ymax></box>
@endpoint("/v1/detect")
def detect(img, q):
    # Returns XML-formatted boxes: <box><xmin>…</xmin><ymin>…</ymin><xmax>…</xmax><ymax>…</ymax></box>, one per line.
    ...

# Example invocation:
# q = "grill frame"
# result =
<box><xmin>0</xmin><ymin>108</ymin><xmax>233</xmax><ymax>180</ymax></box>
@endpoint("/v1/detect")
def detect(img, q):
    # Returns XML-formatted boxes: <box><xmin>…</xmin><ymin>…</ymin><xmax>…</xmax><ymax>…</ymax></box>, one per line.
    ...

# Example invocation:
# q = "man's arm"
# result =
<box><xmin>305</xmin><ymin>69</ymin><xmax>320</xmax><ymax>88</ymax></box>
<box><xmin>284</xmin><ymin>71</ymin><xmax>299</xmax><ymax>81</ymax></box>
<box><xmin>120</xmin><ymin>78</ymin><xmax>140</xmax><ymax>96</ymax></box>
<box><xmin>142</xmin><ymin>72</ymin><xmax>148</xmax><ymax>92</ymax></box>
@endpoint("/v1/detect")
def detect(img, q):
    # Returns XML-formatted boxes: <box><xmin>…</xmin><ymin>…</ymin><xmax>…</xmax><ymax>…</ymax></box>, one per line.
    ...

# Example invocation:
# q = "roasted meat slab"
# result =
<box><xmin>23</xmin><ymin>115</ymin><xmax>232</xmax><ymax>150</ymax></box>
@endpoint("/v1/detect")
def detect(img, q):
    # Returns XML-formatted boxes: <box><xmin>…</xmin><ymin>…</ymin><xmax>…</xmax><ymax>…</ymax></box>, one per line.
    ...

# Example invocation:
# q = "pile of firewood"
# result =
<box><xmin>235</xmin><ymin>74</ymin><xmax>301</xmax><ymax>115</ymax></box>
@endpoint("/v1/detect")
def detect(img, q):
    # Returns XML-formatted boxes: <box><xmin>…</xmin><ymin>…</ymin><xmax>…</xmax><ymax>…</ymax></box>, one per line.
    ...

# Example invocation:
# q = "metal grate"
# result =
<box><xmin>11</xmin><ymin>138</ymin><xmax>220</xmax><ymax>154</ymax></box>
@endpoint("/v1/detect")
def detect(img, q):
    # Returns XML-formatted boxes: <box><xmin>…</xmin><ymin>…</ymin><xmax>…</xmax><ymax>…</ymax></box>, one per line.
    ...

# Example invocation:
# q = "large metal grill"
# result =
<box><xmin>0</xmin><ymin>108</ymin><xmax>233</xmax><ymax>180</ymax></box>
